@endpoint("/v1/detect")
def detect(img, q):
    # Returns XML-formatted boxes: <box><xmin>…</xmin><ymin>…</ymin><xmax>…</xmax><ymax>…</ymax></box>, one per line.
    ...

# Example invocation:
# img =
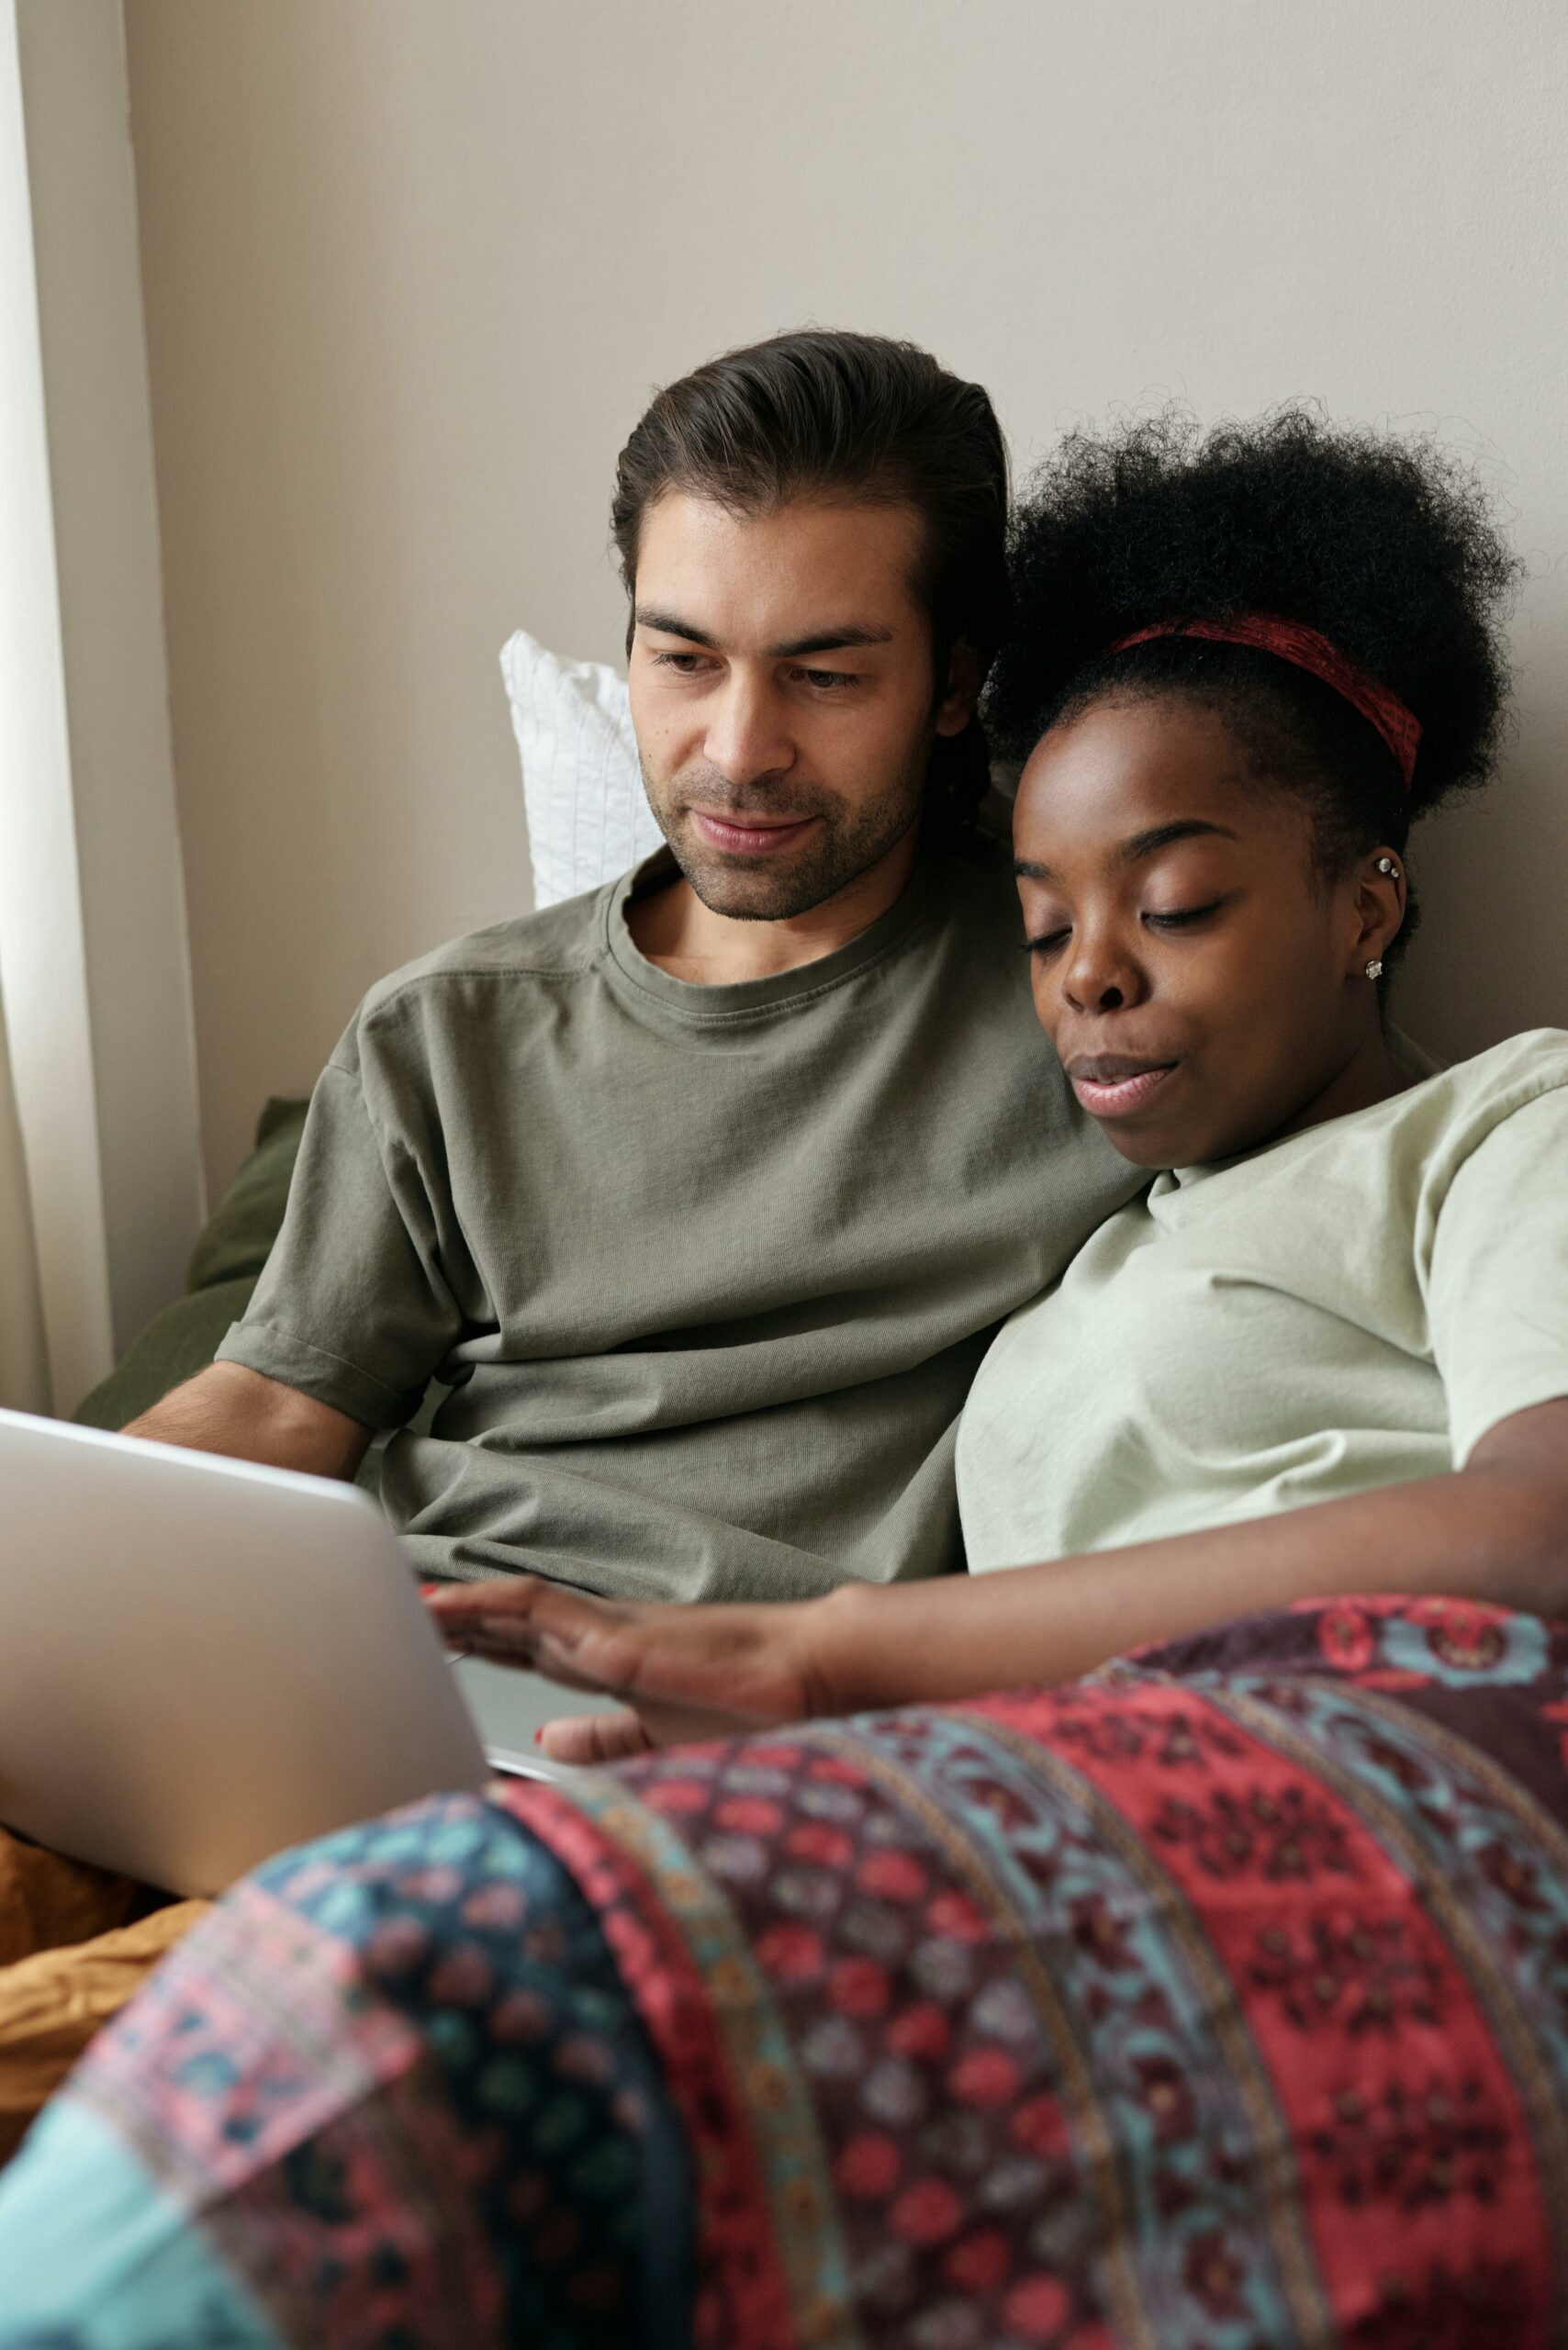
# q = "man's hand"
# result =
<box><xmin>425</xmin><ymin>1576</ymin><xmax>834</xmax><ymax>1762</ymax></box>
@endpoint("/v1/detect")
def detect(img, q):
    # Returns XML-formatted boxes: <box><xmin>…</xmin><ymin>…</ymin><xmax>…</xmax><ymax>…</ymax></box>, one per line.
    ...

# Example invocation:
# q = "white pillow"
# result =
<box><xmin>499</xmin><ymin>630</ymin><xmax>661</xmax><ymax>909</ymax></box>
<box><xmin>500</xmin><ymin>627</ymin><xmax>1023</xmax><ymax>909</ymax></box>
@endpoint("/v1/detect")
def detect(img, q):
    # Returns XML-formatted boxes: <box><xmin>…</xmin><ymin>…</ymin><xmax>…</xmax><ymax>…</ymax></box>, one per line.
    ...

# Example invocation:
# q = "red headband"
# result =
<box><xmin>1109</xmin><ymin>613</ymin><xmax>1421</xmax><ymax>789</ymax></box>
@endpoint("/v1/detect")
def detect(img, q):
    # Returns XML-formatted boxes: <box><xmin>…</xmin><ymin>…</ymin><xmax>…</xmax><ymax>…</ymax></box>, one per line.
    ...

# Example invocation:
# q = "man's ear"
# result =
<box><xmin>935</xmin><ymin>639</ymin><xmax>984</xmax><ymax>738</ymax></box>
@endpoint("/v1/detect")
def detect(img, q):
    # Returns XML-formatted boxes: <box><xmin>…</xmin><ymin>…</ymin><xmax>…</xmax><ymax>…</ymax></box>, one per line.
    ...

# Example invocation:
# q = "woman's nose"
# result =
<box><xmin>1062</xmin><ymin>936</ymin><xmax>1143</xmax><ymax>1013</ymax></box>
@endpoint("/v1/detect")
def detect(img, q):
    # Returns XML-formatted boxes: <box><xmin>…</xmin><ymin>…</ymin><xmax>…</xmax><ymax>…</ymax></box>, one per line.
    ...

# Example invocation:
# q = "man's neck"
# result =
<box><xmin>625</xmin><ymin>824</ymin><xmax>923</xmax><ymax>985</ymax></box>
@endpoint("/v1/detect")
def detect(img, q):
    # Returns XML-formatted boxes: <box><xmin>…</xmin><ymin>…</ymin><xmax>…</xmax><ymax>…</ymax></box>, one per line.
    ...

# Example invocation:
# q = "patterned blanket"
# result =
<box><xmin>0</xmin><ymin>1593</ymin><xmax>1564</xmax><ymax>2347</ymax></box>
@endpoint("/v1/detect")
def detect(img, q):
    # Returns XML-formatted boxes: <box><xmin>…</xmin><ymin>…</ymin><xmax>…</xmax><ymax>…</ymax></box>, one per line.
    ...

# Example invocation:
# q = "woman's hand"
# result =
<box><xmin>424</xmin><ymin>1401</ymin><xmax>1568</xmax><ymax>1766</ymax></box>
<box><xmin>424</xmin><ymin>1576</ymin><xmax>837</xmax><ymax>1762</ymax></box>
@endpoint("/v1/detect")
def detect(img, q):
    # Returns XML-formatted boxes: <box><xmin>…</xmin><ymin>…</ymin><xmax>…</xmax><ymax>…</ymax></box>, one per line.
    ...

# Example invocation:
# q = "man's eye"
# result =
<box><xmin>652</xmin><ymin>652</ymin><xmax>711</xmax><ymax>675</ymax></box>
<box><xmin>1146</xmin><ymin>901</ymin><xmax>1222</xmax><ymax>930</ymax></box>
<box><xmin>792</xmin><ymin>666</ymin><xmax>857</xmax><ymax>691</ymax></box>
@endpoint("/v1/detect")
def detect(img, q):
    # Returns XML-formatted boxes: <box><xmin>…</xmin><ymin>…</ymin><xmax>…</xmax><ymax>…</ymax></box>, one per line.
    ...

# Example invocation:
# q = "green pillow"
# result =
<box><xmin>73</xmin><ymin>1099</ymin><xmax>308</xmax><ymax>1431</ymax></box>
<box><xmin>185</xmin><ymin>1099</ymin><xmax>308</xmax><ymax>1292</ymax></box>
<box><xmin>72</xmin><ymin>1276</ymin><xmax>263</xmax><ymax>1433</ymax></box>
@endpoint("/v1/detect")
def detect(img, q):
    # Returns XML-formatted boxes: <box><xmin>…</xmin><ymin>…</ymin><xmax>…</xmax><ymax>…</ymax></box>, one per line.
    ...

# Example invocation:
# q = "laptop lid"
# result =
<box><xmin>0</xmin><ymin>1408</ymin><xmax>493</xmax><ymax>1895</ymax></box>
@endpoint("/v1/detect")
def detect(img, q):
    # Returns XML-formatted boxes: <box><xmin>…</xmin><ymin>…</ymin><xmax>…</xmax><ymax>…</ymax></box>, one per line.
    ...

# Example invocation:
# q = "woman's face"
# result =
<box><xmin>1014</xmin><ymin>695</ymin><xmax>1400</xmax><ymax>1169</ymax></box>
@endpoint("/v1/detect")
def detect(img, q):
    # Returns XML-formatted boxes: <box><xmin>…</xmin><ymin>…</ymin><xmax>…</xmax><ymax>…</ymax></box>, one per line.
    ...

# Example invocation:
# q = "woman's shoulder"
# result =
<box><xmin>1211</xmin><ymin>1028</ymin><xmax>1568</xmax><ymax>1215</ymax></box>
<box><xmin>1409</xmin><ymin>1027</ymin><xmax>1568</xmax><ymax>1125</ymax></box>
<box><xmin>1388</xmin><ymin>1028</ymin><xmax>1568</xmax><ymax>1208</ymax></box>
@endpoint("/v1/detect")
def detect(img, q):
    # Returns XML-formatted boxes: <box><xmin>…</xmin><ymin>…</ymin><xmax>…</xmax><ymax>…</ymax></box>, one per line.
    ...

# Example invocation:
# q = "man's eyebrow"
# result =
<box><xmin>769</xmin><ymin>625</ymin><xmax>894</xmax><ymax>658</ymax></box>
<box><xmin>633</xmin><ymin>610</ymin><xmax>894</xmax><ymax>658</ymax></box>
<box><xmin>1013</xmin><ymin>821</ymin><xmax>1239</xmax><ymax>884</ymax></box>
<box><xmin>633</xmin><ymin>609</ymin><xmax>719</xmax><ymax>648</ymax></box>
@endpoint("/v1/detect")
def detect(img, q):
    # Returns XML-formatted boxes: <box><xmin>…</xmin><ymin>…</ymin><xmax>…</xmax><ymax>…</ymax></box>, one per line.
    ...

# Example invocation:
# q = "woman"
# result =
<box><xmin>6</xmin><ymin>411</ymin><xmax>1568</xmax><ymax>2348</ymax></box>
<box><xmin>426</xmin><ymin>407</ymin><xmax>1568</xmax><ymax>1753</ymax></box>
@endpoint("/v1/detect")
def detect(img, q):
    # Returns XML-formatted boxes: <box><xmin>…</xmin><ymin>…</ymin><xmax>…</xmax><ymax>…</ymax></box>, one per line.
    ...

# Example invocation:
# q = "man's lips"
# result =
<box><xmin>692</xmin><ymin>810</ymin><xmax>819</xmax><ymax>856</ymax></box>
<box><xmin>1066</xmin><ymin>1055</ymin><xmax>1179</xmax><ymax>1117</ymax></box>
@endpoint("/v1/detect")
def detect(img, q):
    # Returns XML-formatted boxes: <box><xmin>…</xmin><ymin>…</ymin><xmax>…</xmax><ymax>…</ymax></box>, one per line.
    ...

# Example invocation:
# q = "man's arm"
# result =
<box><xmin>125</xmin><ymin>1362</ymin><xmax>373</xmax><ymax>1482</ymax></box>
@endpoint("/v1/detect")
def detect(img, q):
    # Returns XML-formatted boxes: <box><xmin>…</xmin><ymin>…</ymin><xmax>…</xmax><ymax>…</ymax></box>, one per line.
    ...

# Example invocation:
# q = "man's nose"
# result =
<box><xmin>703</xmin><ymin>676</ymin><xmax>793</xmax><ymax>788</ymax></box>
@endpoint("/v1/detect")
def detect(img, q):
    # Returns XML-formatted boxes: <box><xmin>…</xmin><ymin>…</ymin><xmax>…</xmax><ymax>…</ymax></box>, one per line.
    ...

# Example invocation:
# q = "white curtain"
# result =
<box><xmin>0</xmin><ymin>0</ymin><xmax>127</xmax><ymax>1415</ymax></box>
<box><xmin>0</xmin><ymin>968</ymin><xmax>47</xmax><ymax>1411</ymax></box>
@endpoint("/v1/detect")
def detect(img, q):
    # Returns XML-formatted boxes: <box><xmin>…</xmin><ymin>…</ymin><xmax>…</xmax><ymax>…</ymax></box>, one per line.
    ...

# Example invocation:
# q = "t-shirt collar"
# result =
<box><xmin>602</xmin><ymin>843</ymin><xmax>941</xmax><ymax>1022</ymax></box>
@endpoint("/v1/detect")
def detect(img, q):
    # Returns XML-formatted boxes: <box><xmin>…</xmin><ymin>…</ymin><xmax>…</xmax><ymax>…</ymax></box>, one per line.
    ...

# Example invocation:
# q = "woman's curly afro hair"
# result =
<box><xmin>986</xmin><ymin>407</ymin><xmax>1520</xmax><ymax>953</ymax></box>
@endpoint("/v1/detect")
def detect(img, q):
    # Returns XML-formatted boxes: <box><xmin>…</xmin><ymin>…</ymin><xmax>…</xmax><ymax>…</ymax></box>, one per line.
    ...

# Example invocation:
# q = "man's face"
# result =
<box><xmin>628</xmin><ymin>493</ymin><xmax>969</xmax><ymax>921</ymax></box>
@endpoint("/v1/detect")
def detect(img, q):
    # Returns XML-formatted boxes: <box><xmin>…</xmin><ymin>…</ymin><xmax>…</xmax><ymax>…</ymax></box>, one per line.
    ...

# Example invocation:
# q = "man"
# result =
<box><xmin>0</xmin><ymin>331</ymin><xmax>1134</xmax><ymax>2145</ymax></box>
<box><xmin>122</xmin><ymin>329</ymin><xmax>1134</xmax><ymax>1599</ymax></box>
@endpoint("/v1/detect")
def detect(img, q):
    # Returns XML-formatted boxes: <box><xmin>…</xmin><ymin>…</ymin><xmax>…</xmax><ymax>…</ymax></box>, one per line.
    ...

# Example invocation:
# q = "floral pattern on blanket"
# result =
<box><xmin>2</xmin><ymin>1593</ymin><xmax>1567</xmax><ymax>2348</ymax></box>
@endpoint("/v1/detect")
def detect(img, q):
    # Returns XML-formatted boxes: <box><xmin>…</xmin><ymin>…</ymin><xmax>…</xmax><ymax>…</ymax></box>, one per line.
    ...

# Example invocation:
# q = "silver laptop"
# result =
<box><xmin>0</xmin><ymin>1408</ymin><xmax>610</xmax><ymax>1897</ymax></box>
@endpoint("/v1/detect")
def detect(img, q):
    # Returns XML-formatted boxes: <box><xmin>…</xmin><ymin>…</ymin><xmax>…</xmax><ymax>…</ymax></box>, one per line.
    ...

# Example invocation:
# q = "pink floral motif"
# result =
<box><xmin>1383</xmin><ymin>1597</ymin><xmax>1548</xmax><ymax>1687</ymax></box>
<box><xmin>948</xmin><ymin>2046</ymin><xmax>1021</xmax><ymax>2109</ymax></box>
<box><xmin>1003</xmin><ymin>2274</ymin><xmax>1073</xmax><ymax>2341</ymax></box>
<box><xmin>1406</xmin><ymin>1595</ymin><xmax>1508</xmax><ymax>1673</ymax></box>
<box><xmin>942</xmin><ymin>2227</ymin><xmax>1011</xmax><ymax>2291</ymax></box>
<box><xmin>890</xmin><ymin>2176</ymin><xmax>964</xmax><ymax>2244</ymax></box>
<box><xmin>835</xmin><ymin>2131</ymin><xmax>901</xmax><ymax>2200</ymax></box>
<box><xmin>1318</xmin><ymin>1604</ymin><xmax>1378</xmax><ymax>1675</ymax></box>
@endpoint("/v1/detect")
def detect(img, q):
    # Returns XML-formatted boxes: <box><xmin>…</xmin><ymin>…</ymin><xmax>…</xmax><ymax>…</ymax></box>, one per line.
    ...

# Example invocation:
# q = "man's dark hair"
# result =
<box><xmin>987</xmin><ymin>405</ymin><xmax>1520</xmax><ymax>966</ymax></box>
<box><xmin>611</xmin><ymin>329</ymin><xmax>1012</xmax><ymax>833</ymax></box>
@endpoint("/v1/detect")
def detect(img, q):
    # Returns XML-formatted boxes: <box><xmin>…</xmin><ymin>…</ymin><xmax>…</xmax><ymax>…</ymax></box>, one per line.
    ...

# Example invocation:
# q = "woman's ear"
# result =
<box><xmin>935</xmin><ymin>639</ymin><xmax>984</xmax><ymax>737</ymax></box>
<box><xmin>1348</xmin><ymin>846</ymin><xmax>1406</xmax><ymax>975</ymax></box>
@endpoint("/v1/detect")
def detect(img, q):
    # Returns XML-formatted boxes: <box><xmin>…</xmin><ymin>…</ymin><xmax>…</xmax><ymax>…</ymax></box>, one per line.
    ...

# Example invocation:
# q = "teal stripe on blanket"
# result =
<box><xmin>0</xmin><ymin>2095</ymin><xmax>285</xmax><ymax>2347</ymax></box>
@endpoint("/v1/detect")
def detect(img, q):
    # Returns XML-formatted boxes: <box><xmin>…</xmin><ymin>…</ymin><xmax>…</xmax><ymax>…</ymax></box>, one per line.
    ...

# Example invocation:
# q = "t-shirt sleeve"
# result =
<box><xmin>1427</xmin><ymin>1082</ymin><xmax>1568</xmax><ymax>1464</ymax></box>
<box><xmin>216</xmin><ymin>1038</ymin><xmax>464</xmax><ymax>1429</ymax></box>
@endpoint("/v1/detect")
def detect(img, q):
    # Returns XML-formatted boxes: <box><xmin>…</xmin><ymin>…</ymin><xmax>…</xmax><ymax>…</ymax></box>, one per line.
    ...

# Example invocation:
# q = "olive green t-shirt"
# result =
<box><xmin>958</xmin><ymin>1028</ymin><xmax>1568</xmax><ymax>1572</ymax></box>
<box><xmin>219</xmin><ymin>847</ymin><xmax>1136</xmax><ymax>1596</ymax></box>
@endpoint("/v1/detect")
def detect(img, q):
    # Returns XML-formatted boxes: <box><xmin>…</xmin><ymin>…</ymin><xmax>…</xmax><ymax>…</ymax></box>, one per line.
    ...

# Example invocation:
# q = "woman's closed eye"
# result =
<box><xmin>1023</xmin><ymin>900</ymin><xmax>1229</xmax><ymax>957</ymax></box>
<box><xmin>1144</xmin><ymin>899</ymin><xmax>1228</xmax><ymax>932</ymax></box>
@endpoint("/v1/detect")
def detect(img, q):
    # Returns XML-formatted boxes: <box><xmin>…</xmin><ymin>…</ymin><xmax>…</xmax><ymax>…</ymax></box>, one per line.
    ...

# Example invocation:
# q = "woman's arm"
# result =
<box><xmin>818</xmin><ymin>1394</ymin><xmax>1568</xmax><ymax>1707</ymax></box>
<box><xmin>427</xmin><ymin>1395</ymin><xmax>1568</xmax><ymax>1760</ymax></box>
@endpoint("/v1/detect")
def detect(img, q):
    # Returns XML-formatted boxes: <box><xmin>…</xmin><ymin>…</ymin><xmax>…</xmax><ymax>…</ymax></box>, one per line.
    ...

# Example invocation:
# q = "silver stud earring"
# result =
<box><xmin>1376</xmin><ymin>857</ymin><xmax>1399</xmax><ymax>878</ymax></box>
<box><xmin>1365</xmin><ymin>958</ymin><xmax>1384</xmax><ymax>980</ymax></box>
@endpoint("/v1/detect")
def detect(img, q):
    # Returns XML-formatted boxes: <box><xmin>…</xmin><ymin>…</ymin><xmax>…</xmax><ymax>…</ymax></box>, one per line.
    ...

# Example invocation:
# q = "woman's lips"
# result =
<box><xmin>693</xmin><ymin>810</ymin><xmax>819</xmax><ymax>856</ymax></box>
<box><xmin>1069</xmin><ymin>1061</ymin><xmax>1177</xmax><ymax>1117</ymax></box>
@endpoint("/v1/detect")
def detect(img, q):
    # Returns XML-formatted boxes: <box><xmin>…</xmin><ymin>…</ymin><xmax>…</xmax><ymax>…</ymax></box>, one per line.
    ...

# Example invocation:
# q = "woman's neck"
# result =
<box><xmin>1271</xmin><ymin>1023</ymin><xmax>1412</xmax><ymax>1146</ymax></box>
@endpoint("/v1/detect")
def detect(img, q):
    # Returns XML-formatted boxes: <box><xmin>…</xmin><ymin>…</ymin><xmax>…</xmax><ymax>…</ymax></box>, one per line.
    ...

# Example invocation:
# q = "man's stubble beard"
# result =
<box><xmin>639</xmin><ymin>744</ymin><xmax>930</xmax><ymax>923</ymax></box>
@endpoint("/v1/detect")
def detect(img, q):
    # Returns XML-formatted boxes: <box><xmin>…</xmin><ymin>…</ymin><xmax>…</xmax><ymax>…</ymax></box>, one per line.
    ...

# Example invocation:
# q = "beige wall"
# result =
<box><xmin>125</xmin><ymin>0</ymin><xmax>1568</xmax><ymax>1197</ymax></box>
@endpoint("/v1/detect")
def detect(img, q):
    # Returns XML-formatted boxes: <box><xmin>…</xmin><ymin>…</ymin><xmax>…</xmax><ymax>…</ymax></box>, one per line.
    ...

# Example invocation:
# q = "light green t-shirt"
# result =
<box><xmin>219</xmin><ymin>845</ymin><xmax>1137</xmax><ymax>1597</ymax></box>
<box><xmin>957</xmin><ymin>1029</ymin><xmax>1568</xmax><ymax>1572</ymax></box>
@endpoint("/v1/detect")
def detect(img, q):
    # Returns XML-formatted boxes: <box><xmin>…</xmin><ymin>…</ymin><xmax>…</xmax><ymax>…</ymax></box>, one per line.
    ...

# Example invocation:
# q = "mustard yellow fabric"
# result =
<box><xmin>0</xmin><ymin>1830</ymin><xmax>207</xmax><ymax>2164</ymax></box>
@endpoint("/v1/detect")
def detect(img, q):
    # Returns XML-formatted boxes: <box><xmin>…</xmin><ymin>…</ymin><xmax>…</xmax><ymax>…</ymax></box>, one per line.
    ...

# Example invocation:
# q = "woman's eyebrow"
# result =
<box><xmin>1118</xmin><ymin>820</ymin><xmax>1239</xmax><ymax>865</ymax></box>
<box><xmin>1014</xmin><ymin>821</ymin><xmax>1239</xmax><ymax>886</ymax></box>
